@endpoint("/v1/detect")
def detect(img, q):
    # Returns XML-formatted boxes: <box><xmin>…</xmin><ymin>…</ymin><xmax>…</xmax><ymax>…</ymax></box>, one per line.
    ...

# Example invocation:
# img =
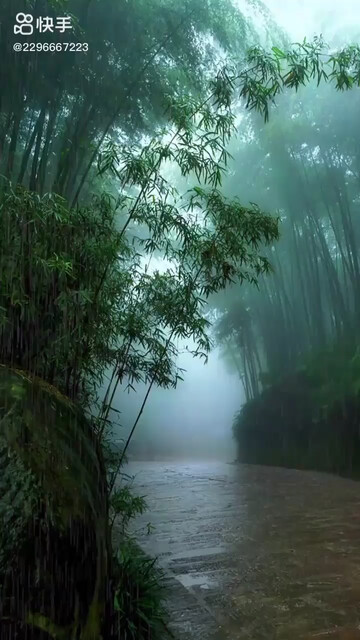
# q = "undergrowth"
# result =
<box><xmin>111</xmin><ymin>537</ymin><xmax>166</xmax><ymax>640</ymax></box>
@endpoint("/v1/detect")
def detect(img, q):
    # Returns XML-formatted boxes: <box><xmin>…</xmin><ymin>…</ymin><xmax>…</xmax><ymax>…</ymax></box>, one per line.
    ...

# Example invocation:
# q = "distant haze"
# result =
<box><xmin>113</xmin><ymin>347</ymin><xmax>241</xmax><ymax>461</ymax></box>
<box><xmin>264</xmin><ymin>0</ymin><xmax>360</xmax><ymax>43</ymax></box>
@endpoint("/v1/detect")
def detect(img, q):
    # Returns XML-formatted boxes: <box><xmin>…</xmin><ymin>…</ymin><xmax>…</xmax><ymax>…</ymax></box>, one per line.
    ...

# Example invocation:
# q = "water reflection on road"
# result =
<box><xmin>127</xmin><ymin>461</ymin><xmax>360</xmax><ymax>639</ymax></box>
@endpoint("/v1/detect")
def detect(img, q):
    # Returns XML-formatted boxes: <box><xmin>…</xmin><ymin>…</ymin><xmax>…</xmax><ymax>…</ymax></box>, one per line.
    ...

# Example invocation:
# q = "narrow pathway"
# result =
<box><xmin>128</xmin><ymin>461</ymin><xmax>360</xmax><ymax>639</ymax></box>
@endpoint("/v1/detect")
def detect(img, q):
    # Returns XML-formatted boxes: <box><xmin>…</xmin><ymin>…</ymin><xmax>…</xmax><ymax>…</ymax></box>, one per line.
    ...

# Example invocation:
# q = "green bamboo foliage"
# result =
<box><xmin>0</xmin><ymin>59</ymin><xmax>280</xmax><ymax>451</ymax></box>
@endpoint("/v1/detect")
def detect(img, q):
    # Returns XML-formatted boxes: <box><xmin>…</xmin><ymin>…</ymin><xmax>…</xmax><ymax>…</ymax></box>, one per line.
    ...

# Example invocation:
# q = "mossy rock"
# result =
<box><xmin>0</xmin><ymin>366</ymin><xmax>109</xmax><ymax>640</ymax></box>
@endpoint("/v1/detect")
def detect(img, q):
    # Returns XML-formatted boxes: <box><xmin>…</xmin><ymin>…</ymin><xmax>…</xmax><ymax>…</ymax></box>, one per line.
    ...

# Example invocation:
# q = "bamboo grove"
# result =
<box><xmin>215</xmin><ymin>41</ymin><xmax>360</xmax><ymax>476</ymax></box>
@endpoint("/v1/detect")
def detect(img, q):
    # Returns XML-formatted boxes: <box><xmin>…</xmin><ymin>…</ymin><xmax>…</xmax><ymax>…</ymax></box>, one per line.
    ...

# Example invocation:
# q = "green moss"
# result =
<box><xmin>0</xmin><ymin>365</ymin><xmax>104</xmax><ymax>524</ymax></box>
<box><xmin>26</xmin><ymin>612</ymin><xmax>73</xmax><ymax>639</ymax></box>
<box><xmin>0</xmin><ymin>366</ymin><xmax>109</xmax><ymax>639</ymax></box>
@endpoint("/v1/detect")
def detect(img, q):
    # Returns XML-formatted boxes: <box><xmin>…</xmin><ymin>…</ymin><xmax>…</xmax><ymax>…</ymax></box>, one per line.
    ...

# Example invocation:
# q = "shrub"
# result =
<box><xmin>109</xmin><ymin>538</ymin><xmax>166</xmax><ymax>640</ymax></box>
<box><xmin>233</xmin><ymin>343</ymin><xmax>360</xmax><ymax>477</ymax></box>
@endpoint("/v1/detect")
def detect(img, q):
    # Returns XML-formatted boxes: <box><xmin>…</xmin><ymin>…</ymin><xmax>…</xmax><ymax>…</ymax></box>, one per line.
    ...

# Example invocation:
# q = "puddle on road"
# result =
<box><xmin>169</xmin><ymin>546</ymin><xmax>226</xmax><ymax>561</ymax></box>
<box><xmin>176</xmin><ymin>573</ymin><xmax>218</xmax><ymax>589</ymax></box>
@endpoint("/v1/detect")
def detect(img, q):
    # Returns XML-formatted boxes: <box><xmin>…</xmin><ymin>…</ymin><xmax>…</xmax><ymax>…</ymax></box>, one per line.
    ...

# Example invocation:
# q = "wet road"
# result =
<box><xmin>127</xmin><ymin>461</ymin><xmax>360</xmax><ymax>640</ymax></box>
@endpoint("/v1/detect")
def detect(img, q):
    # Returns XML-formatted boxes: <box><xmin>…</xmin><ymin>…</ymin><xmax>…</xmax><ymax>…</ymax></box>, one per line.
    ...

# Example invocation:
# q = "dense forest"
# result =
<box><xmin>216</xmin><ymin>58</ymin><xmax>360</xmax><ymax>478</ymax></box>
<box><xmin>1</xmin><ymin>0</ymin><xmax>360</xmax><ymax>638</ymax></box>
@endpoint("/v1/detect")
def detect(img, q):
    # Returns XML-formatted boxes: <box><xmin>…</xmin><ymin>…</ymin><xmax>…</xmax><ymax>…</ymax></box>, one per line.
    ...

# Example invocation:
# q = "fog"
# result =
<box><xmin>112</xmin><ymin>0</ymin><xmax>360</xmax><ymax>463</ymax></box>
<box><xmin>113</xmin><ymin>347</ymin><xmax>240</xmax><ymax>460</ymax></box>
<box><xmin>265</xmin><ymin>0</ymin><xmax>360</xmax><ymax>43</ymax></box>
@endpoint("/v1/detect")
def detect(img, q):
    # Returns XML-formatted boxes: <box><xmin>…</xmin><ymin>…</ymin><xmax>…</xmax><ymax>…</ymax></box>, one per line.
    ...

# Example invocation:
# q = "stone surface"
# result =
<box><xmin>128</xmin><ymin>461</ymin><xmax>360</xmax><ymax>639</ymax></box>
